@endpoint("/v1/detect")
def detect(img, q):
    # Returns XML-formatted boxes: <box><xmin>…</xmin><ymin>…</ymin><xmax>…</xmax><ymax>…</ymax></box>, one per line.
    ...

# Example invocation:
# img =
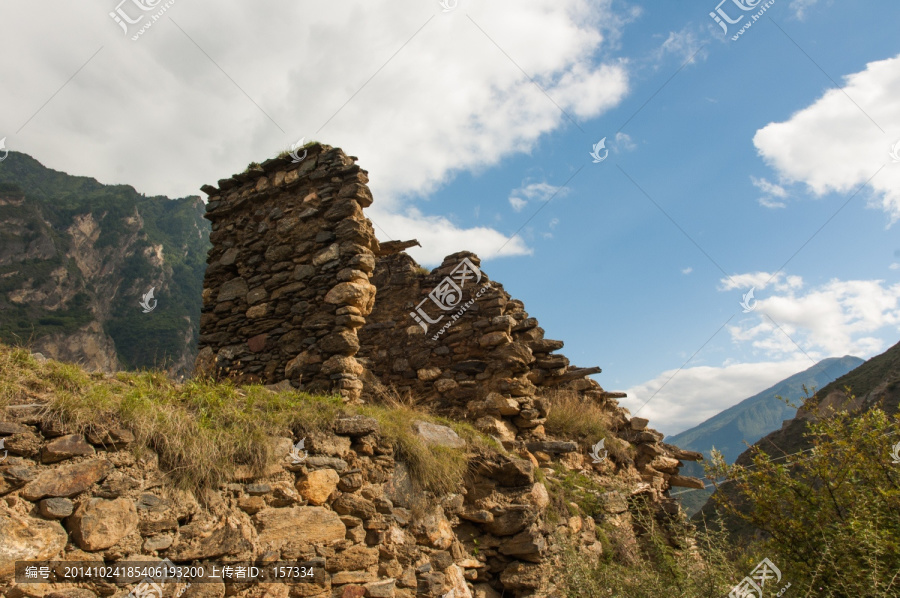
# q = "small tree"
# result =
<box><xmin>706</xmin><ymin>388</ymin><xmax>900</xmax><ymax>597</ymax></box>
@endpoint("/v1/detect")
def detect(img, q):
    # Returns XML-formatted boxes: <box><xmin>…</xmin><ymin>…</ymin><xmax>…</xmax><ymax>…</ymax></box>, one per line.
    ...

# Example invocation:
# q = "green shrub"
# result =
<box><xmin>705</xmin><ymin>388</ymin><xmax>900</xmax><ymax>597</ymax></box>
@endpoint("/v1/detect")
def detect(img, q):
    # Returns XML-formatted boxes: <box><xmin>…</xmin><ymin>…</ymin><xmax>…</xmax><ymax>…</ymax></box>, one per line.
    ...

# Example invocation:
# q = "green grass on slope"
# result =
<box><xmin>0</xmin><ymin>344</ymin><xmax>495</xmax><ymax>496</ymax></box>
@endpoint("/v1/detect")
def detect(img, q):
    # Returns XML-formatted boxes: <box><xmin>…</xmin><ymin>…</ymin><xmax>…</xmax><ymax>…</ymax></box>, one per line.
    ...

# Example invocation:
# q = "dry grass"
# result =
<box><xmin>361</xmin><ymin>381</ymin><xmax>501</xmax><ymax>495</ymax></box>
<box><xmin>0</xmin><ymin>344</ymin><xmax>497</xmax><ymax>497</ymax></box>
<box><xmin>545</xmin><ymin>390</ymin><xmax>635</xmax><ymax>462</ymax></box>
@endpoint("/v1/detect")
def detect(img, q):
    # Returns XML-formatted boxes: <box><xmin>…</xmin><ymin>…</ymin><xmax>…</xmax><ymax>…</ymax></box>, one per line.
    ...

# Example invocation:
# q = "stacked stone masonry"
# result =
<box><xmin>184</xmin><ymin>144</ymin><xmax>707</xmax><ymax>596</ymax></box>
<box><xmin>0</xmin><ymin>406</ymin><xmax>587</xmax><ymax>598</ymax></box>
<box><xmin>195</xmin><ymin>145</ymin><xmax>378</xmax><ymax>402</ymax></box>
<box><xmin>195</xmin><ymin>144</ymin><xmax>703</xmax><ymax>500</ymax></box>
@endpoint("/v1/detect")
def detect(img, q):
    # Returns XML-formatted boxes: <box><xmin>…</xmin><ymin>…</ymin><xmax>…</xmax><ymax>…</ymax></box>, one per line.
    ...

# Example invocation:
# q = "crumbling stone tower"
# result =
<box><xmin>196</xmin><ymin>144</ymin><xmax>704</xmax><ymax>503</ymax></box>
<box><xmin>195</xmin><ymin>145</ymin><xmax>377</xmax><ymax>401</ymax></box>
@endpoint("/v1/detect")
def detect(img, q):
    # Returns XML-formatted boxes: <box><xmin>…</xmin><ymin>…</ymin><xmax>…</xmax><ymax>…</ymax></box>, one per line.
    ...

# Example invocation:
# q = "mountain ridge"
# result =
<box><xmin>668</xmin><ymin>355</ymin><xmax>863</xmax><ymax>516</ymax></box>
<box><xmin>0</xmin><ymin>151</ymin><xmax>210</xmax><ymax>374</ymax></box>
<box><xmin>696</xmin><ymin>339</ymin><xmax>900</xmax><ymax>532</ymax></box>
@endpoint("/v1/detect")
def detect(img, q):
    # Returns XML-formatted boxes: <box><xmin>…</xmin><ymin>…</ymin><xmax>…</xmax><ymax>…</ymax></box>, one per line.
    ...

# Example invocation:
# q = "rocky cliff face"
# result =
<box><xmin>0</xmin><ymin>154</ymin><xmax>210</xmax><ymax>375</ymax></box>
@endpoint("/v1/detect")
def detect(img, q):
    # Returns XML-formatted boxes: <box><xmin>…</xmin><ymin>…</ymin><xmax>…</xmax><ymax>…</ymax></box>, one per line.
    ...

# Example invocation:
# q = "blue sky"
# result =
<box><xmin>1</xmin><ymin>0</ymin><xmax>899</xmax><ymax>435</ymax></box>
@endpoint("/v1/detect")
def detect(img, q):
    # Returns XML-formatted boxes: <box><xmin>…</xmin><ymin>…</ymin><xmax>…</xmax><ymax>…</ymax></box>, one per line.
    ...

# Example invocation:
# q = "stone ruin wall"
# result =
<box><xmin>196</xmin><ymin>144</ymin><xmax>704</xmax><ymax>504</ymax></box>
<box><xmin>356</xmin><ymin>250</ymin><xmax>613</xmax><ymax>438</ymax></box>
<box><xmin>195</xmin><ymin>144</ymin><xmax>377</xmax><ymax>402</ymax></box>
<box><xmin>0</xmin><ymin>145</ymin><xmax>710</xmax><ymax>598</ymax></box>
<box><xmin>357</xmin><ymin>251</ymin><xmax>704</xmax><ymax>500</ymax></box>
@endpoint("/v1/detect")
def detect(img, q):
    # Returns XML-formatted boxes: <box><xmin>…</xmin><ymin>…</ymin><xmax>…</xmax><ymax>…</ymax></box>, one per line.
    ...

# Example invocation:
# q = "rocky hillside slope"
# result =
<box><xmin>1</xmin><ymin>345</ymin><xmax>700</xmax><ymax>598</ymax></box>
<box><xmin>0</xmin><ymin>153</ymin><xmax>209</xmax><ymax>375</ymax></box>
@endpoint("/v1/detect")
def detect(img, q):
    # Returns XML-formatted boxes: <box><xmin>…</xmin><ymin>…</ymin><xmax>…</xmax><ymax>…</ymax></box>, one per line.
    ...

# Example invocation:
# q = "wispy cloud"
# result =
<box><xmin>656</xmin><ymin>27</ymin><xmax>706</xmax><ymax>64</ymax></box>
<box><xmin>507</xmin><ymin>181</ymin><xmax>570</xmax><ymax>213</ymax></box>
<box><xmin>751</xmin><ymin>175</ymin><xmax>788</xmax><ymax>209</ymax></box>
<box><xmin>718</xmin><ymin>271</ymin><xmax>803</xmax><ymax>292</ymax></box>
<box><xmin>790</xmin><ymin>0</ymin><xmax>822</xmax><ymax>20</ymax></box>
<box><xmin>614</xmin><ymin>132</ymin><xmax>637</xmax><ymax>152</ymax></box>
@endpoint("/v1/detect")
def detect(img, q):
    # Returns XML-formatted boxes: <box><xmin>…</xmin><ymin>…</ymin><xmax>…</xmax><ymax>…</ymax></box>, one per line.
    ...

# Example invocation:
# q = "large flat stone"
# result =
<box><xmin>0</xmin><ymin>464</ymin><xmax>38</xmax><ymax>496</ymax></box>
<box><xmin>413</xmin><ymin>421</ymin><xmax>465</xmax><ymax>449</ymax></box>
<box><xmin>333</xmin><ymin>416</ymin><xmax>379</xmax><ymax>437</ymax></box>
<box><xmin>168</xmin><ymin>517</ymin><xmax>255</xmax><ymax>561</ymax></box>
<box><xmin>296</xmin><ymin>469</ymin><xmax>340</xmax><ymax>505</ymax></box>
<box><xmin>498</xmin><ymin>527</ymin><xmax>546</xmax><ymax>561</ymax></box>
<box><xmin>524</xmin><ymin>441</ymin><xmax>577</xmax><ymax>455</ymax></box>
<box><xmin>494</xmin><ymin>457</ymin><xmax>535</xmax><ymax>488</ymax></box>
<box><xmin>668</xmin><ymin>474</ymin><xmax>704</xmax><ymax>489</ymax></box>
<box><xmin>0</xmin><ymin>506</ymin><xmax>68</xmax><ymax>576</ymax></box>
<box><xmin>253</xmin><ymin>506</ymin><xmax>346</xmax><ymax>550</ymax></box>
<box><xmin>21</xmin><ymin>459</ymin><xmax>113</xmax><ymax>501</ymax></box>
<box><xmin>41</xmin><ymin>434</ymin><xmax>95</xmax><ymax>464</ymax></box>
<box><xmin>67</xmin><ymin>497</ymin><xmax>138</xmax><ymax>551</ymax></box>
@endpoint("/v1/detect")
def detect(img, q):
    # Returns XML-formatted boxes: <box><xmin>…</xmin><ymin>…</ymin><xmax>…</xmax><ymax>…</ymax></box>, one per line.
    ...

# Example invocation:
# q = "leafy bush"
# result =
<box><xmin>705</xmin><ymin>388</ymin><xmax>900</xmax><ymax>597</ymax></box>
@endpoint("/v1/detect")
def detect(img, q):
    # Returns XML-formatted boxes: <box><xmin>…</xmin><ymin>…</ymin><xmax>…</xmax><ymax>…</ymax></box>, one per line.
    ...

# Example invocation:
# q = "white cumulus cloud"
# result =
<box><xmin>724</xmin><ymin>274</ymin><xmax>900</xmax><ymax>360</ymax></box>
<box><xmin>0</xmin><ymin>0</ymin><xmax>631</xmax><ymax>265</ymax></box>
<box><xmin>754</xmin><ymin>53</ymin><xmax>900</xmax><ymax>224</ymax></box>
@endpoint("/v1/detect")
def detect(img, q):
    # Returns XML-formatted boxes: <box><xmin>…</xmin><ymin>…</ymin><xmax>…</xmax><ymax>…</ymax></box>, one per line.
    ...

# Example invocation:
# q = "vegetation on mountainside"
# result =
<box><xmin>670</xmin><ymin>356</ymin><xmax>864</xmax><ymax>517</ymax></box>
<box><xmin>0</xmin><ymin>344</ymin><xmax>492</xmax><ymax>496</ymax></box>
<box><xmin>0</xmin><ymin>153</ymin><xmax>209</xmax><ymax>371</ymax></box>
<box><xmin>558</xmin><ymin>509</ymin><xmax>742</xmax><ymax>597</ymax></box>
<box><xmin>702</xmin><ymin>388</ymin><xmax>900</xmax><ymax>597</ymax></box>
<box><xmin>555</xmin><ymin>385</ymin><xmax>900</xmax><ymax>597</ymax></box>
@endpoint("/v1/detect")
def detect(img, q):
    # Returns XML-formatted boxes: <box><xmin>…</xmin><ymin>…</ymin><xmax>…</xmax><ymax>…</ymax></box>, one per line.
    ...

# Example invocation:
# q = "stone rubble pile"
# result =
<box><xmin>1</xmin><ymin>406</ymin><xmax>609</xmax><ymax>598</ymax></box>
